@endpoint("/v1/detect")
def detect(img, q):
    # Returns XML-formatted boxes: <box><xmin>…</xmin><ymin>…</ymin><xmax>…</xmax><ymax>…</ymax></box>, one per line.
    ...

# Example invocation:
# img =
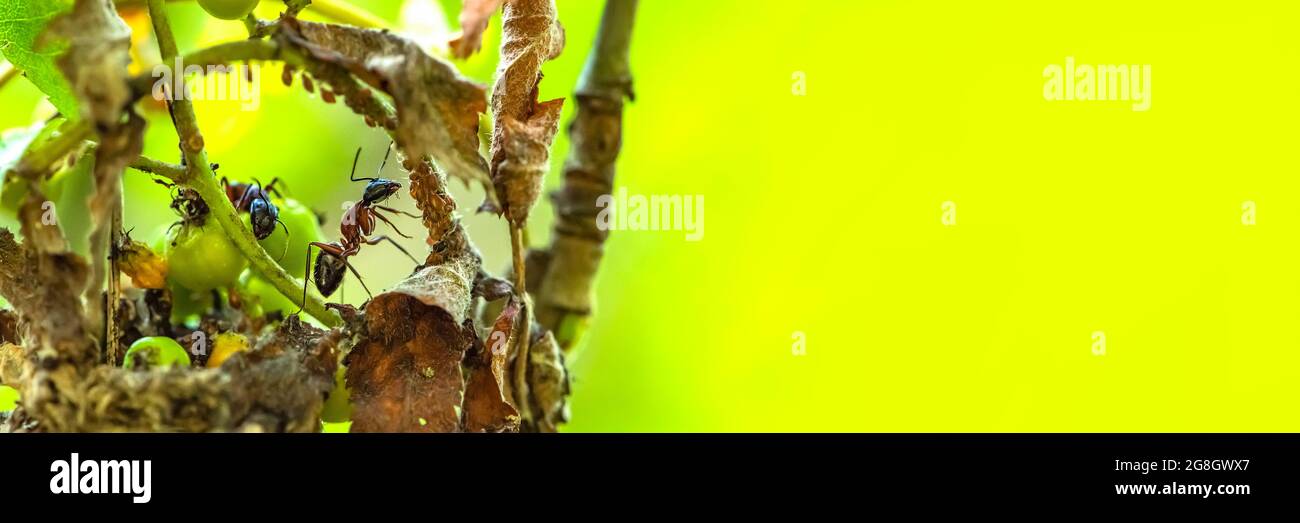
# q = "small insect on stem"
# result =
<box><xmin>155</xmin><ymin>178</ymin><xmax>209</xmax><ymax>239</ymax></box>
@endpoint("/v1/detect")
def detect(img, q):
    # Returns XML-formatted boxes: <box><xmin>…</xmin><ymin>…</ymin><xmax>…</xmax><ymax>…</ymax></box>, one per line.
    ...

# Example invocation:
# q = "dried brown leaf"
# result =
<box><xmin>277</xmin><ymin>17</ymin><xmax>490</xmax><ymax>188</ymax></box>
<box><xmin>489</xmin><ymin>0</ymin><xmax>565</xmax><ymax>224</ymax></box>
<box><xmin>0</xmin><ymin>342</ymin><xmax>23</xmax><ymax>386</ymax></box>
<box><xmin>448</xmin><ymin>0</ymin><xmax>506</xmax><ymax>59</ymax></box>
<box><xmin>462</xmin><ymin>297</ymin><xmax>519</xmax><ymax>432</ymax></box>
<box><xmin>83</xmin><ymin>111</ymin><xmax>145</xmax><ymax>324</ymax></box>
<box><xmin>346</xmin><ymin>257</ymin><xmax>477</xmax><ymax>432</ymax></box>
<box><xmin>526</xmin><ymin>328</ymin><xmax>568</xmax><ymax>432</ymax></box>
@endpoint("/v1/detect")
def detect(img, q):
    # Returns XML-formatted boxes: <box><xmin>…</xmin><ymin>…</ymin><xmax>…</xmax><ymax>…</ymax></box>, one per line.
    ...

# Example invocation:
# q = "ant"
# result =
<box><xmin>298</xmin><ymin>146</ymin><xmax>422</xmax><ymax>309</ymax></box>
<box><xmin>222</xmin><ymin>177</ymin><xmax>289</xmax><ymax>241</ymax></box>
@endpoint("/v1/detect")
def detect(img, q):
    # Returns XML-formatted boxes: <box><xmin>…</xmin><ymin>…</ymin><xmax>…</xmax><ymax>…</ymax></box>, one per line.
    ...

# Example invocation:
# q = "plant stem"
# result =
<box><xmin>534</xmin><ymin>0</ymin><xmax>637</xmax><ymax>352</ymax></box>
<box><xmin>308</xmin><ymin>0</ymin><xmax>389</xmax><ymax>29</ymax></box>
<box><xmin>117</xmin><ymin>0</ymin><xmax>390</xmax><ymax>29</ymax></box>
<box><xmin>107</xmin><ymin>204</ymin><xmax>122</xmax><ymax>365</ymax></box>
<box><xmin>145</xmin><ymin>0</ymin><xmax>339</xmax><ymax>327</ymax></box>
<box><xmin>13</xmin><ymin>120</ymin><xmax>92</xmax><ymax>182</ymax></box>
<box><xmin>509</xmin><ymin>224</ymin><xmax>532</xmax><ymax>420</ymax></box>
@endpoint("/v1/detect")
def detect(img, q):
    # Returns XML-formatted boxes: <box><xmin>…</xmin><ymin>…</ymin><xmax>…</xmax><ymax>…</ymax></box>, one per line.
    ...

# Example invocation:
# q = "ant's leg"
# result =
<box><xmin>369</xmin><ymin>210</ymin><xmax>413</xmax><ymax>239</ymax></box>
<box><xmin>235</xmin><ymin>188</ymin><xmax>255</xmax><ymax>212</ymax></box>
<box><xmin>264</xmin><ymin>177</ymin><xmax>287</xmax><ymax>199</ymax></box>
<box><xmin>364</xmin><ymin>235</ymin><xmax>420</xmax><ymax>265</ymax></box>
<box><xmin>294</xmin><ymin>244</ymin><xmax>317</xmax><ymax>316</ymax></box>
<box><xmin>343</xmin><ymin>260</ymin><xmax>374</xmax><ymax>301</ymax></box>
<box><xmin>296</xmin><ymin>242</ymin><xmax>342</xmax><ymax>315</ymax></box>
<box><xmin>373</xmin><ymin>205</ymin><xmax>422</xmax><ymax>219</ymax></box>
<box><xmin>165</xmin><ymin>221</ymin><xmax>182</xmax><ymax>243</ymax></box>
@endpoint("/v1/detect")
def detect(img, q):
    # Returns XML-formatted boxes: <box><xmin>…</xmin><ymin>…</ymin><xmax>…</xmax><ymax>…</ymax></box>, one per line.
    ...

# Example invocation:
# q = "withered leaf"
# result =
<box><xmin>277</xmin><ymin>17</ymin><xmax>490</xmax><ymax>188</ymax></box>
<box><xmin>116</xmin><ymin>237</ymin><xmax>168</xmax><ymax>290</ymax></box>
<box><xmin>448</xmin><ymin>0</ymin><xmax>506</xmax><ymax>59</ymax></box>
<box><xmin>462</xmin><ymin>297</ymin><xmax>519</xmax><ymax>432</ymax></box>
<box><xmin>40</xmin><ymin>0</ymin><xmax>132</xmax><ymax>130</ymax></box>
<box><xmin>84</xmin><ymin>111</ymin><xmax>145</xmax><ymax>319</ymax></box>
<box><xmin>472</xmin><ymin>271</ymin><xmax>514</xmax><ymax>302</ymax></box>
<box><xmin>346</xmin><ymin>257</ymin><xmax>477</xmax><ymax>432</ymax></box>
<box><xmin>526</xmin><ymin>328</ymin><xmax>568</xmax><ymax>432</ymax></box>
<box><xmin>489</xmin><ymin>0</ymin><xmax>565</xmax><ymax>224</ymax></box>
<box><xmin>493</xmin><ymin>101</ymin><xmax>562</xmax><ymax>224</ymax></box>
<box><xmin>0</xmin><ymin>342</ymin><xmax>23</xmax><ymax>386</ymax></box>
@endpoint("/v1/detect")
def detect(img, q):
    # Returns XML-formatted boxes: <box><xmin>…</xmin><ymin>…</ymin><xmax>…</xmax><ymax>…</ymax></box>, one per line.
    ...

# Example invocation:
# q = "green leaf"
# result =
<box><xmin>0</xmin><ymin>0</ymin><xmax>78</xmax><ymax>118</ymax></box>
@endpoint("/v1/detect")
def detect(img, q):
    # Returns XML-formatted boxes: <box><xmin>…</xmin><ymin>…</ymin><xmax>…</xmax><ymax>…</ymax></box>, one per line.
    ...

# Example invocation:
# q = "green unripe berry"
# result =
<box><xmin>197</xmin><ymin>0</ymin><xmax>260</xmax><ymax>21</ymax></box>
<box><xmin>123</xmin><ymin>336</ymin><xmax>192</xmax><ymax>369</ymax></box>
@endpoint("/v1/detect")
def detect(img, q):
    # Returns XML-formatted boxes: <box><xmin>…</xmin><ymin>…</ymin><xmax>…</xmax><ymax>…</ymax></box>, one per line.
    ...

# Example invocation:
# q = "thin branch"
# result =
<box><xmin>12</xmin><ymin>120</ymin><xmax>92</xmax><ymax>183</ymax></box>
<box><xmin>534</xmin><ymin>0</ymin><xmax>637</xmax><ymax>352</ymax></box>
<box><xmin>146</xmin><ymin>0</ymin><xmax>340</xmax><ymax>327</ymax></box>
<box><xmin>116</xmin><ymin>0</ymin><xmax>389</xmax><ymax>29</ymax></box>
<box><xmin>128</xmin><ymin>154</ymin><xmax>188</xmax><ymax>179</ymax></box>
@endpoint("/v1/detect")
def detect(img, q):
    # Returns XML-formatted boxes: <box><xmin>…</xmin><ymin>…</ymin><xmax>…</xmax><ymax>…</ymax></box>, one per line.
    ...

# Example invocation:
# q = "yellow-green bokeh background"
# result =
<box><xmin>4</xmin><ymin>1</ymin><xmax>1300</xmax><ymax>430</ymax></box>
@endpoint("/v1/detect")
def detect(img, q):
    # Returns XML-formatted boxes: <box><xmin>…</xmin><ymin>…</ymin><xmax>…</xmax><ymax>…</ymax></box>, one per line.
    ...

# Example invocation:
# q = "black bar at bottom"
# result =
<box><xmin>0</xmin><ymin>434</ymin><xmax>1289</xmax><ymax>511</ymax></box>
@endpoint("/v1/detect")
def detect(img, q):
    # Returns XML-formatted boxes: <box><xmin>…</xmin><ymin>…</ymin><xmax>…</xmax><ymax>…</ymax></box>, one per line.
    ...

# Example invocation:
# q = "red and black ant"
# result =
<box><xmin>298</xmin><ymin>146</ymin><xmax>422</xmax><ymax>309</ymax></box>
<box><xmin>222</xmin><ymin>177</ymin><xmax>289</xmax><ymax>241</ymax></box>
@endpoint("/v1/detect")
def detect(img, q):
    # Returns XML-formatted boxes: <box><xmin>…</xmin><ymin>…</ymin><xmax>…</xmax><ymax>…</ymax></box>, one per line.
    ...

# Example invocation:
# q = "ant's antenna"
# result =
<box><xmin>349</xmin><ymin>148</ymin><xmax>377</xmax><ymax>183</ymax></box>
<box><xmin>377</xmin><ymin>142</ymin><xmax>394</xmax><ymax>176</ymax></box>
<box><xmin>275</xmin><ymin>219</ymin><xmax>290</xmax><ymax>261</ymax></box>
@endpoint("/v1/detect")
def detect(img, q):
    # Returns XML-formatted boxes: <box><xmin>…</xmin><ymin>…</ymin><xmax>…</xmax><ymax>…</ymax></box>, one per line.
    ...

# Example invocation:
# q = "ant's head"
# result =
<box><xmin>362</xmin><ymin>179</ymin><xmax>402</xmax><ymax>206</ymax></box>
<box><xmin>313</xmin><ymin>249</ymin><xmax>347</xmax><ymax>298</ymax></box>
<box><xmin>249</xmin><ymin>196</ymin><xmax>281</xmax><ymax>240</ymax></box>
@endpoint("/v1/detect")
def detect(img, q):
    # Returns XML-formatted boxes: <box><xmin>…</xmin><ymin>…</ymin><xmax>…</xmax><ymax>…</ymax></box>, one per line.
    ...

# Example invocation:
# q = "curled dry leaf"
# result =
<box><xmin>0</xmin><ymin>342</ymin><xmax>23</xmax><ymax>386</ymax></box>
<box><xmin>276</xmin><ymin>17</ymin><xmax>490</xmax><ymax>188</ymax></box>
<box><xmin>472</xmin><ymin>271</ymin><xmax>514</xmax><ymax>302</ymax></box>
<box><xmin>525</xmin><ymin>328</ymin><xmax>568</xmax><ymax>432</ymax></box>
<box><xmin>83</xmin><ymin>110</ymin><xmax>146</xmax><ymax>324</ymax></box>
<box><xmin>116</xmin><ymin>237</ymin><xmax>168</xmax><ymax>290</ymax></box>
<box><xmin>448</xmin><ymin>0</ymin><xmax>506</xmax><ymax>59</ymax></box>
<box><xmin>40</xmin><ymin>0</ymin><xmax>133</xmax><ymax>130</ymax></box>
<box><xmin>462</xmin><ymin>296</ymin><xmax>519</xmax><ymax>432</ymax></box>
<box><xmin>489</xmin><ymin>0</ymin><xmax>565</xmax><ymax>224</ymax></box>
<box><xmin>346</xmin><ymin>255</ymin><xmax>478</xmax><ymax>432</ymax></box>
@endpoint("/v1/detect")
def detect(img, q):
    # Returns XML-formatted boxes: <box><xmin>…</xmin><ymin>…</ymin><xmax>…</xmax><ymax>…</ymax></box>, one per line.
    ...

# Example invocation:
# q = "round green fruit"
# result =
<box><xmin>165</xmin><ymin>219</ymin><xmax>248</xmax><ymax>292</ymax></box>
<box><xmin>123</xmin><ymin>336</ymin><xmax>191</xmax><ymax>369</ymax></box>
<box><xmin>241</xmin><ymin>272</ymin><xmax>297</xmax><ymax>316</ymax></box>
<box><xmin>197</xmin><ymin>0</ymin><xmax>260</xmax><ymax>20</ymax></box>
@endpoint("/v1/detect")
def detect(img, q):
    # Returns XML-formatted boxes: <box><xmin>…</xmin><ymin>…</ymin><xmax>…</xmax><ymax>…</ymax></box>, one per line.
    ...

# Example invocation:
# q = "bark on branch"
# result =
<box><xmin>533</xmin><ymin>0</ymin><xmax>637</xmax><ymax>350</ymax></box>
